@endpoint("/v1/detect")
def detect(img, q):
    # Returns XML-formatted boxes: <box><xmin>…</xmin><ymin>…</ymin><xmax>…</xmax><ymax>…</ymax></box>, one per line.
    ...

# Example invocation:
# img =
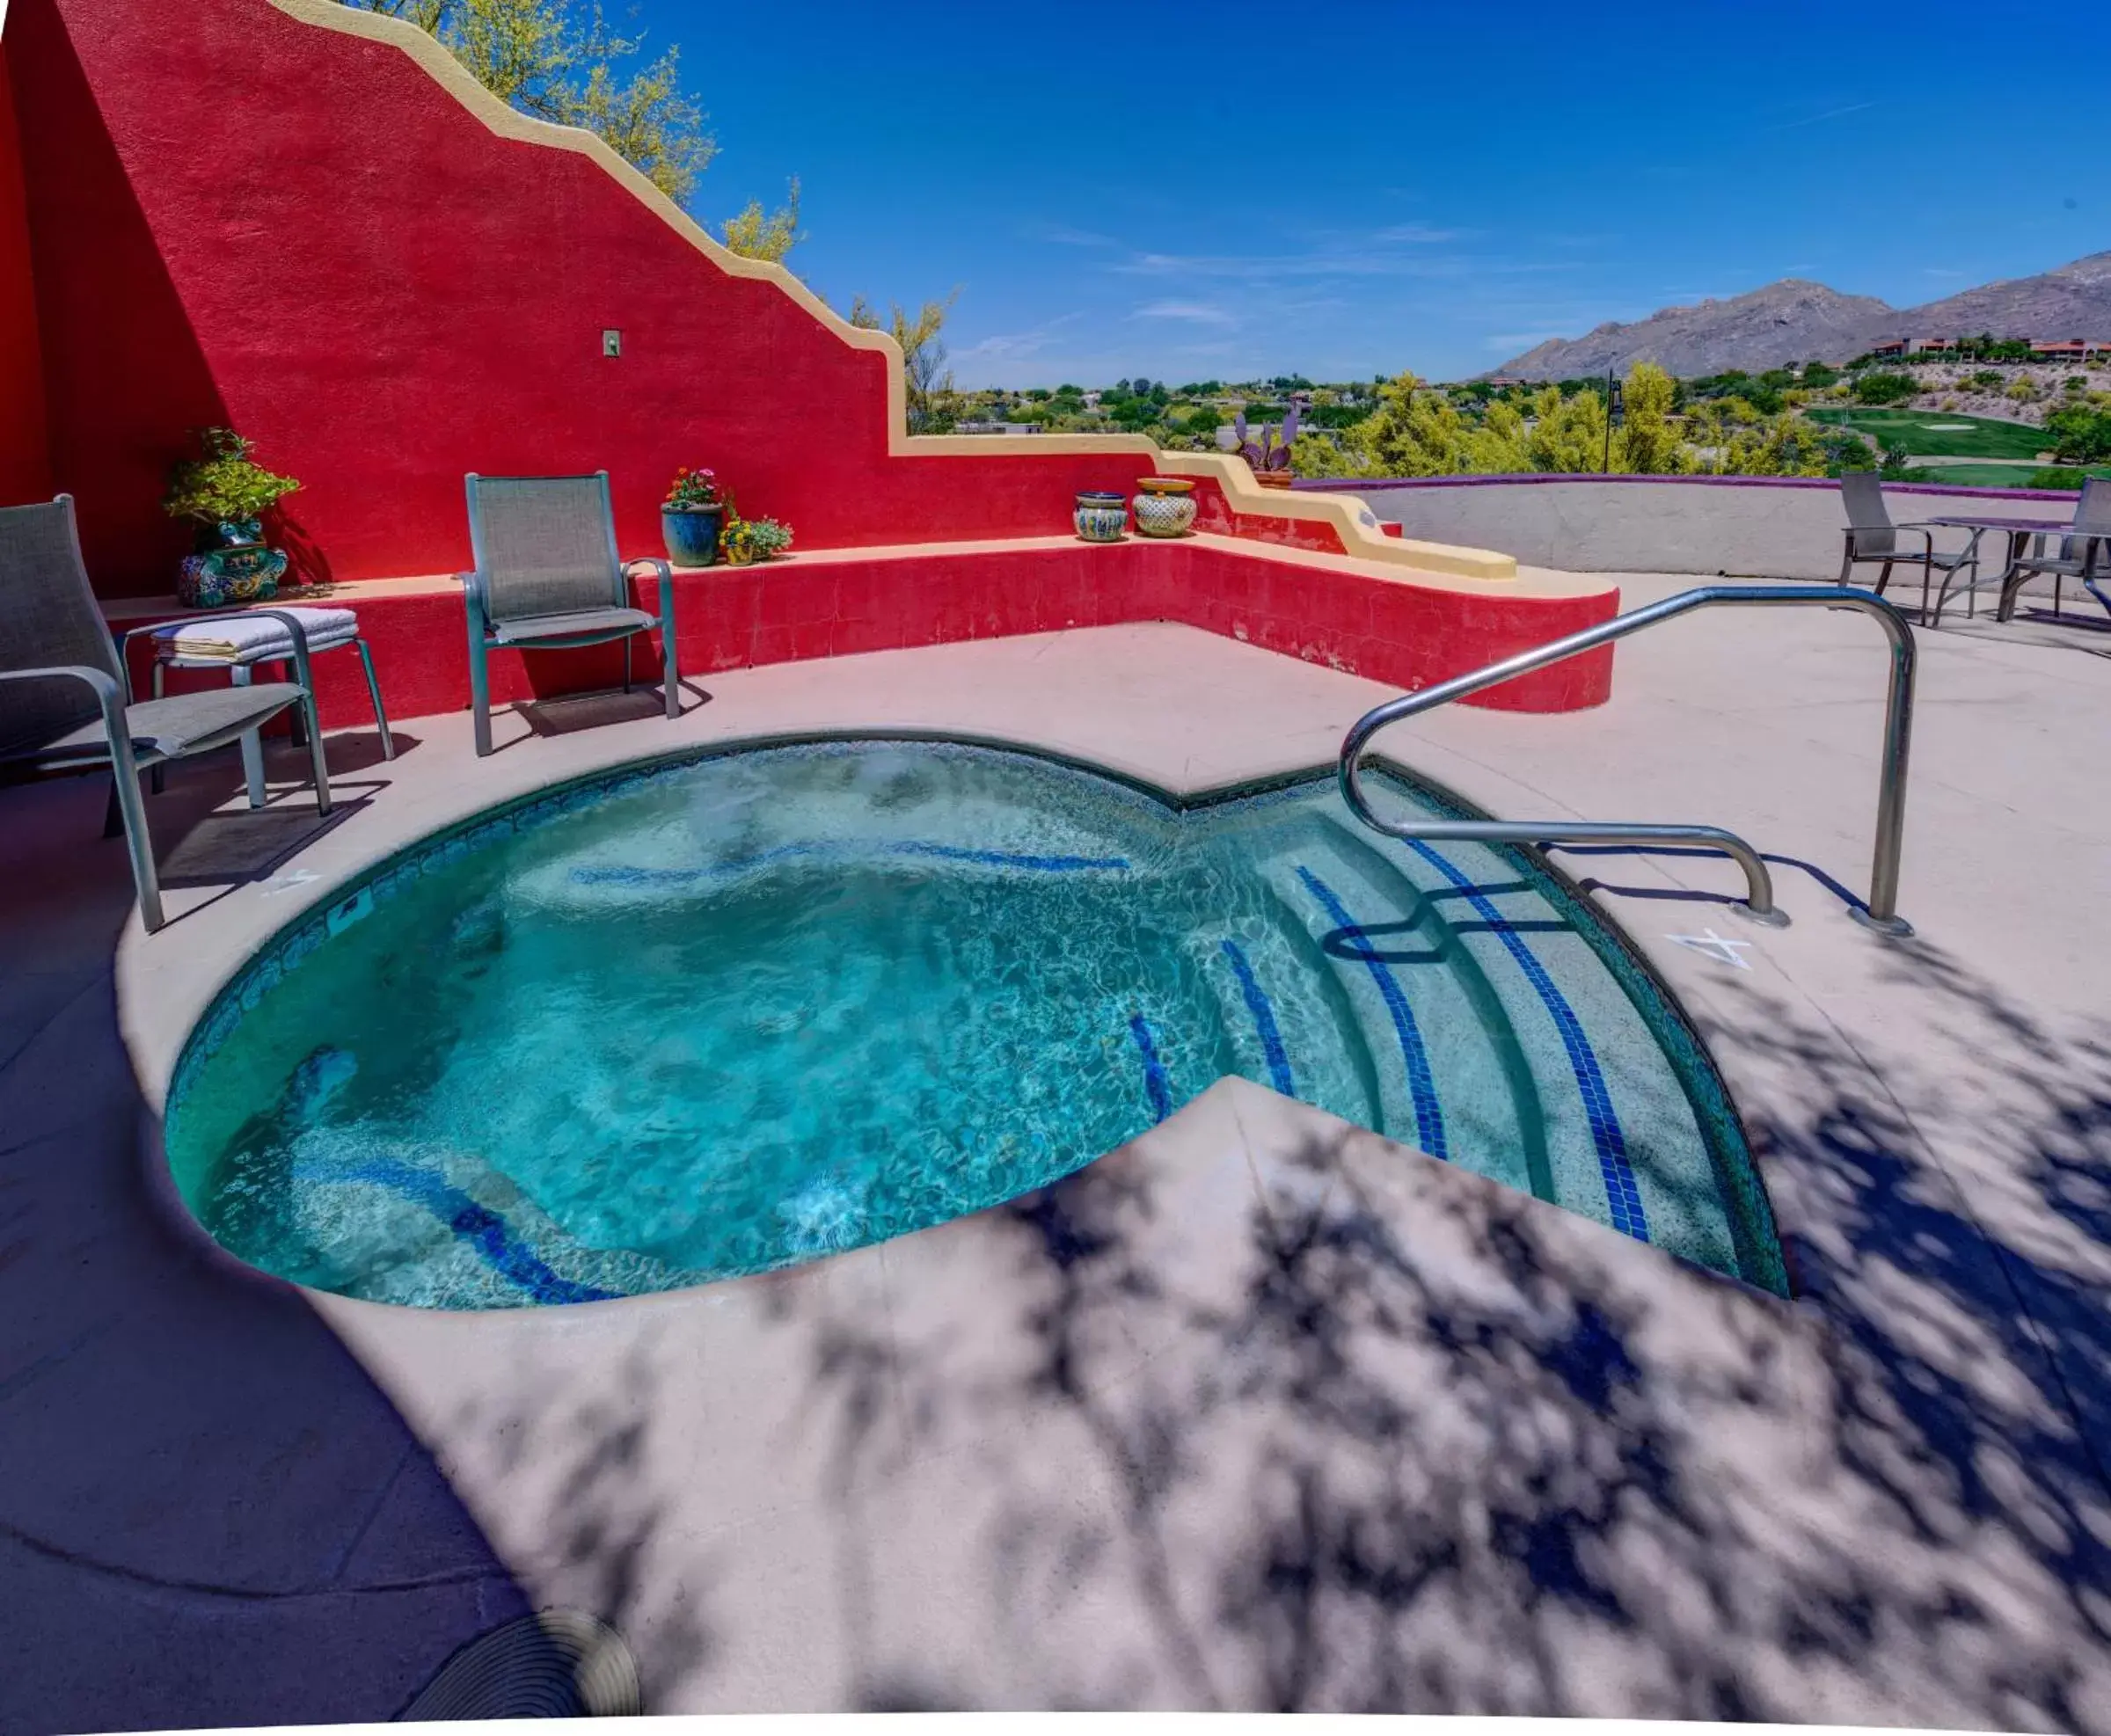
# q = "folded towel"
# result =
<box><xmin>154</xmin><ymin>605</ymin><xmax>360</xmax><ymax>664</ymax></box>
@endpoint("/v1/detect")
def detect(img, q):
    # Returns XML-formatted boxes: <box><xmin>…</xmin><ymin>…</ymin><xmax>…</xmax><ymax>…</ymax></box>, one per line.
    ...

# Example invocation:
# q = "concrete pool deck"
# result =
<box><xmin>4</xmin><ymin>578</ymin><xmax>2111</xmax><ymax>1727</ymax></box>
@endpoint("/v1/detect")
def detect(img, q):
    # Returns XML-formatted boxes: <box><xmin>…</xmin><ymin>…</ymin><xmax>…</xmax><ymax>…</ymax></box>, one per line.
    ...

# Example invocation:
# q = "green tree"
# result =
<box><xmin>1852</xmin><ymin>371</ymin><xmax>1919</xmax><ymax>406</ymax></box>
<box><xmin>1523</xmin><ymin>383</ymin><xmax>1607</xmax><ymax>473</ymax></box>
<box><xmin>340</xmin><ymin>0</ymin><xmax>716</xmax><ymax>205</ymax></box>
<box><xmin>2046</xmin><ymin>405</ymin><xmax>2111</xmax><ymax>463</ymax></box>
<box><xmin>720</xmin><ymin>177</ymin><xmax>802</xmax><ymax>262</ymax></box>
<box><xmin>1715</xmin><ymin>412</ymin><xmax>1835</xmax><ymax>478</ymax></box>
<box><xmin>1616</xmin><ymin>361</ymin><xmax>1684</xmax><ymax>474</ymax></box>
<box><xmin>1299</xmin><ymin>372</ymin><xmax>1529</xmax><ymax>478</ymax></box>
<box><xmin>850</xmin><ymin>292</ymin><xmax>960</xmax><ymax>434</ymax></box>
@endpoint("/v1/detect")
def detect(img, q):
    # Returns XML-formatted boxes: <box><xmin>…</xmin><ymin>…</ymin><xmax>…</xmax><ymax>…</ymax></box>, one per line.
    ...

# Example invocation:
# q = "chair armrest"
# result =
<box><xmin>625</xmin><ymin>558</ymin><xmax>676</xmax><ymax>627</ymax></box>
<box><xmin>0</xmin><ymin>663</ymin><xmax>134</xmax><ymax>758</ymax></box>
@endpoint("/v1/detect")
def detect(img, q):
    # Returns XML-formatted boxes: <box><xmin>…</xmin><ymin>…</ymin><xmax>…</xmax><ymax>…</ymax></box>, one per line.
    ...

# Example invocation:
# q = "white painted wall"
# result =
<box><xmin>1314</xmin><ymin>476</ymin><xmax>2083</xmax><ymax>585</ymax></box>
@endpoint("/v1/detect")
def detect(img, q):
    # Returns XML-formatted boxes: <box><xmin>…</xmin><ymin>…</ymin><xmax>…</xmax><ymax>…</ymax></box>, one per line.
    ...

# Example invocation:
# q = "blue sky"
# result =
<box><xmin>625</xmin><ymin>0</ymin><xmax>2105</xmax><ymax>386</ymax></box>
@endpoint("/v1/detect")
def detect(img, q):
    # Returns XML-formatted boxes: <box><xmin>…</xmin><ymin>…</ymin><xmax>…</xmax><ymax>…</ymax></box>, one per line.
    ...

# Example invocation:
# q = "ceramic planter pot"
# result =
<box><xmin>178</xmin><ymin>519</ymin><xmax>287</xmax><ymax>609</ymax></box>
<box><xmin>1251</xmin><ymin>470</ymin><xmax>1295</xmax><ymax>491</ymax></box>
<box><xmin>661</xmin><ymin>506</ymin><xmax>724</xmax><ymax>567</ymax></box>
<box><xmin>1132</xmin><ymin>477</ymin><xmax>1196</xmax><ymax>538</ymax></box>
<box><xmin>1074</xmin><ymin>491</ymin><xmax>1128</xmax><ymax>543</ymax></box>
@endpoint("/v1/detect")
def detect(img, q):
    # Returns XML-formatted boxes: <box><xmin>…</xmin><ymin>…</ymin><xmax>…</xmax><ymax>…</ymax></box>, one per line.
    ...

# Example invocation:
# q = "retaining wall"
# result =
<box><xmin>1299</xmin><ymin>474</ymin><xmax>2086</xmax><ymax>581</ymax></box>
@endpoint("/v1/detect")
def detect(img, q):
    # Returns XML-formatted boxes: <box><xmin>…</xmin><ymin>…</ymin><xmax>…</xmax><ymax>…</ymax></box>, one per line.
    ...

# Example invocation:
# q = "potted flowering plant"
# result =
<box><xmin>721</xmin><ymin>514</ymin><xmax>793</xmax><ymax>565</ymax></box>
<box><xmin>661</xmin><ymin>466</ymin><xmax>727</xmax><ymax>567</ymax></box>
<box><xmin>163</xmin><ymin>427</ymin><xmax>299</xmax><ymax>608</ymax></box>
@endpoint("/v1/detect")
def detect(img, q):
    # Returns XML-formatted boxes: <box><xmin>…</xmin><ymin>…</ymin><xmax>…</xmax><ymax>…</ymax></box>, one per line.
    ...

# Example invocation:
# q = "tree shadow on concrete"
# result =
<box><xmin>767</xmin><ymin>931</ymin><xmax>2111</xmax><ymax>1726</ymax></box>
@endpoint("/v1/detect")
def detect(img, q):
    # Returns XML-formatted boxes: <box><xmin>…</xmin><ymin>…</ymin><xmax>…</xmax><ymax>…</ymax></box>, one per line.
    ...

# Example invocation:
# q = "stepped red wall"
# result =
<box><xmin>16</xmin><ymin>0</ymin><xmax>1620</xmax><ymax>714</ymax></box>
<box><xmin>0</xmin><ymin>40</ymin><xmax>51</xmax><ymax>506</ymax></box>
<box><xmin>4</xmin><ymin>0</ymin><xmax>1164</xmax><ymax>595</ymax></box>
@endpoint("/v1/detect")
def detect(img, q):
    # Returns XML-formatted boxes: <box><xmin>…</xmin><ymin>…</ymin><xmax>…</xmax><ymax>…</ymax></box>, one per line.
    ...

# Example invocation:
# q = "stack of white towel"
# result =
<box><xmin>152</xmin><ymin>605</ymin><xmax>361</xmax><ymax>665</ymax></box>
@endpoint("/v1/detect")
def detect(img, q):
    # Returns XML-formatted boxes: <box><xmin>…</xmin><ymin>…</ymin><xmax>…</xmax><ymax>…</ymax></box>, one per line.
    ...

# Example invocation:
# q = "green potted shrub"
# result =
<box><xmin>661</xmin><ymin>466</ymin><xmax>726</xmax><ymax>567</ymax></box>
<box><xmin>163</xmin><ymin>427</ymin><xmax>299</xmax><ymax>609</ymax></box>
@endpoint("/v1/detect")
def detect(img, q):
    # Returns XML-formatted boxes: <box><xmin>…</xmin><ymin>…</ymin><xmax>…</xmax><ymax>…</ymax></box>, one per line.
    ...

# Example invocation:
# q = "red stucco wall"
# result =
<box><xmin>7</xmin><ymin>0</ymin><xmax>1187</xmax><ymax>595</ymax></box>
<box><xmin>0</xmin><ymin>39</ymin><xmax>53</xmax><ymax>506</ymax></box>
<box><xmin>129</xmin><ymin>541</ymin><xmax>1618</xmax><ymax>729</ymax></box>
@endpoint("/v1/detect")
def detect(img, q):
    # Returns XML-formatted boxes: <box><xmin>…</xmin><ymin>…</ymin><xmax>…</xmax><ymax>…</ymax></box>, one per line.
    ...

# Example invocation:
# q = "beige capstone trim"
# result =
<box><xmin>263</xmin><ymin>0</ymin><xmax>1516</xmax><ymax>583</ymax></box>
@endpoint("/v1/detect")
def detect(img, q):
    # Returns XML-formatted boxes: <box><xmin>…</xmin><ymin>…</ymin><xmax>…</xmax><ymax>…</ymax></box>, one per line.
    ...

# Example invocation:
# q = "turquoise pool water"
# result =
<box><xmin>164</xmin><ymin>740</ymin><xmax>1784</xmax><ymax>1307</ymax></box>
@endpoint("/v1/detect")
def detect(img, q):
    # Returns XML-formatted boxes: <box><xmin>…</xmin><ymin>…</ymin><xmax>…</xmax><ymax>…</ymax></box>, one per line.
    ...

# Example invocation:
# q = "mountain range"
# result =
<box><xmin>1490</xmin><ymin>251</ymin><xmax>2111</xmax><ymax>380</ymax></box>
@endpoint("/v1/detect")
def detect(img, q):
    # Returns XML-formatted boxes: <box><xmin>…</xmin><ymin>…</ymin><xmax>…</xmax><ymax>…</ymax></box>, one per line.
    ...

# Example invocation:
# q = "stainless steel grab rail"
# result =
<box><xmin>1338</xmin><ymin>584</ymin><xmax>1917</xmax><ymax>937</ymax></box>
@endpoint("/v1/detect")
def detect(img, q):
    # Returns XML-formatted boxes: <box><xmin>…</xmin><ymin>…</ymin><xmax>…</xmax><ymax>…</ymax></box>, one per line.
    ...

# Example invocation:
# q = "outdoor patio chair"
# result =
<box><xmin>462</xmin><ymin>471</ymin><xmax>677</xmax><ymax>757</ymax></box>
<box><xmin>1999</xmin><ymin>476</ymin><xmax>2111</xmax><ymax>621</ymax></box>
<box><xmin>0</xmin><ymin>494</ymin><xmax>331</xmax><ymax>933</ymax></box>
<box><xmin>1836</xmin><ymin>470</ymin><xmax>1981</xmax><ymax>624</ymax></box>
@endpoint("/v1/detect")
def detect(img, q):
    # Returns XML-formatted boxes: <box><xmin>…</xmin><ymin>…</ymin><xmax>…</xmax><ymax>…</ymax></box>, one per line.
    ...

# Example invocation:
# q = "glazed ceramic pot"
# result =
<box><xmin>1073</xmin><ymin>491</ymin><xmax>1128</xmax><ymax>543</ymax></box>
<box><xmin>1132</xmin><ymin>476</ymin><xmax>1196</xmax><ymax>538</ymax></box>
<box><xmin>661</xmin><ymin>506</ymin><xmax>724</xmax><ymax>568</ymax></box>
<box><xmin>178</xmin><ymin>519</ymin><xmax>288</xmax><ymax>609</ymax></box>
<box><xmin>1251</xmin><ymin>470</ymin><xmax>1295</xmax><ymax>491</ymax></box>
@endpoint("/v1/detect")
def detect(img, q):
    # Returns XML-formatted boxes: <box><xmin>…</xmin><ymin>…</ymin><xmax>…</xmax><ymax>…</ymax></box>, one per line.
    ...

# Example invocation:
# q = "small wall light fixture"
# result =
<box><xmin>602</xmin><ymin>329</ymin><xmax>622</xmax><ymax>358</ymax></box>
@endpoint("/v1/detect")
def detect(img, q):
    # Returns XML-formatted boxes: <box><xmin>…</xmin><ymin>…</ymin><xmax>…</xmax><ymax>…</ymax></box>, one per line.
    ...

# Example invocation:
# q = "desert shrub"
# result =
<box><xmin>1852</xmin><ymin>370</ymin><xmax>1918</xmax><ymax>405</ymax></box>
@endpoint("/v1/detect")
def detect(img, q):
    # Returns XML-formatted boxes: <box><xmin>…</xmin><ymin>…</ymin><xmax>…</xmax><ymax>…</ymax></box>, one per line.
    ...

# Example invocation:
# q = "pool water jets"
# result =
<box><xmin>164</xmin><ymin>740</ymin><xmax>1785</xmax><ymax>1308</ymax></box>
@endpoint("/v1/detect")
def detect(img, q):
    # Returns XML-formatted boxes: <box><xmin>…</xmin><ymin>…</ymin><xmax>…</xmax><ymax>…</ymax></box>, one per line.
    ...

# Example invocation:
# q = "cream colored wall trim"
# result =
<box><xmin>263</xmin><ymin>1</ymin><xmax>1515</xmax><ymax>585</ymax></box>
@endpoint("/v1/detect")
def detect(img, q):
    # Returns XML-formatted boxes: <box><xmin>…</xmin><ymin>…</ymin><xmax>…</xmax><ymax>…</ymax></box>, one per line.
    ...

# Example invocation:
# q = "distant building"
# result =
<box><xmin>1869</xmin><ymin>339</ymin><xmax>1908</xmax><ymax>359</ymax></box>
<box><xmin>2028</xmin><ymin>339</ymin><xmax>2107</xmax><ymax>361</ymax></box>
<box><xmin>1906</xmin><ymin>337</ymin><xmax>1956</xmax><ymax>354</ymax></box>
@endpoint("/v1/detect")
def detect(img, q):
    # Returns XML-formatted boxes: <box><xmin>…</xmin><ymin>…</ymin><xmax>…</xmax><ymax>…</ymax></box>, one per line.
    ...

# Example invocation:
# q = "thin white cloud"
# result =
<box><xmin>1764</xmin><ymin>99</ymin><xmax>1877</xmax><ymax>131</ymax></box>
<box><xmin>1131</xmin><ymin>301</ymin><xmax>1238</xmax><ymax>327</ymax></box>
<box><xmin>1026</xmin><ymin>222</ymin><xmax>1121</xmax><ymax>249</ymax></box>
<box><xmin>952</xmin><ymin>312</ymin><xmax>1084</xmax><ymax>362</ymax></box>
<box><xmin>1112</xmin><ymin>247</ymin><xmax>1475</xmax><ymax>281</ymax></box>
<box><xmin>1372</xmin><ymin>223</ymin><xmax>1468</xmax><ymax>244</ymax></box>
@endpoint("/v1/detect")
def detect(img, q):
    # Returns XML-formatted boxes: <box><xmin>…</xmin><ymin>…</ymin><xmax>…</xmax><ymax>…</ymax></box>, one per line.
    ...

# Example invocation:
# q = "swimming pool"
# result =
<box><xmin>164</xmin><ymin>739</ymin><xmax>1785</xmax><ymax>1307</ymax></box>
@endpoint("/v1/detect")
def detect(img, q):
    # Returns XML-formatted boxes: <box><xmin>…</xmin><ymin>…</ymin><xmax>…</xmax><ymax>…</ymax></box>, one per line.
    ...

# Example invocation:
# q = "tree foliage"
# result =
<box><xmin>1618</xmin><ymin>362</ymin><xmax>1684</xmax><ymax>474</ymax></box>
<box><xmin>851</xmin><ymin>292</ymin><xmax>961</xmax><ymax>434</ymax></box>
<box><xmin>1852</xmin><ymin>370</ymin><xmax>1919</xmax><ymax>406</ymax></box>
<box><xmin>2046</xmin><ymin>405</ymin><xmax>2111</xmax><ymax>464</ymax></box>
<box><xmin>721</xmin><ymin>177</ymin><xmax>802</xmax><ymax>262</ymax></box>
<box><xmin>340</xmin><ymin>0</ymin><xmax>717</xmax><ymax>205</ymax></box>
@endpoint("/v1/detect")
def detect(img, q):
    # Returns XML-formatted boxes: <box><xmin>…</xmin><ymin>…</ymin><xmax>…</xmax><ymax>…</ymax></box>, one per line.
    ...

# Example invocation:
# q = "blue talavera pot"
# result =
<box><xmin>661</xmin><ymin>506</ymin><xmax>725</xmax><ymax>568</ymax></box>
<box><xmin>1073</xmin><ymin>491</ymin><xmax>1128</xmax><ymax>543</ymax></box>
<box><xmin>178</xmin><ymin>518</ymin><xmax>288</xmax><ymax>609</ymax></box>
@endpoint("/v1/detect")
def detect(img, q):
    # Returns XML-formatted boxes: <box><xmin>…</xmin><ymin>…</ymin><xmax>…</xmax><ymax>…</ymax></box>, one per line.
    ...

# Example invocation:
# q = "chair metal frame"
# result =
<box><xmin>462</xmin><ymin>470</ymin><xmax>678</xmax><ymax>757</ymax></box>
<box><xmin>1836</xmin><ymin>471</ymin><xmax>1983</xmax><ymax>624</ymax></box>
<box><xmin>0</xmin><ymin>495</ymin><xmax>330</xmax><ymax>932</ymax></box>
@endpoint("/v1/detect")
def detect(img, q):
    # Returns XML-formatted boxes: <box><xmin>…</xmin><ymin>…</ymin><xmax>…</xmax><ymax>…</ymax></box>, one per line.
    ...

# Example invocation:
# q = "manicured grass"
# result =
<box><xmin>1910</xmin><ymin>463</ymin><xmax>2111</xmax><ymax>489</ymax></box>
<box><xmin>1802</xmin><ymin>407</ymin><xmax>2050</xmax><ymax>459</ymax></box>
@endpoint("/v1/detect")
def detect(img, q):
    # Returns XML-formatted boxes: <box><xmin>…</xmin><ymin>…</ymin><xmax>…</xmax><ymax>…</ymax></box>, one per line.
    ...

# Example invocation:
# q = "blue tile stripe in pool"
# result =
<box><xmin>294</xmin><ymin>1157</ymin><xmax>622</xmax><ymax>1305</ymax></box>
<box><xmin>1296</xmin><ymin>867</ymin><xmax>1448</xmax><ymax>1159</ymax></box>
<box><xmin>1128</xmin><ymin>1014</ymin><xmax>1174</xmax><ymax>1124</ymax></box>
<box><xmin>572</xmin><ymin>839</ymin><xmax>1129</xmax><ymax>888</ymax></box>
<box><xmin>1220</xmin><ymin>939</ymin><xmax>1297</xmax><ymax>1098</ymax></box>
<box><xmin>1401</xmin><ymin>840</ymin><xmax>1650</xmax><ymax>1244</ymax></box>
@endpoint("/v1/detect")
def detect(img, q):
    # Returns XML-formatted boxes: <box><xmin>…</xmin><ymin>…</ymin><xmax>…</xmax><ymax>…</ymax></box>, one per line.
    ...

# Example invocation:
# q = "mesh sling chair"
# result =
<box><xmin>1996</xmin><ymin>475</ymin><xmax>2111</xmax><ymax>622</ymax></box>
<box><xmin>0</xmin><ymin>495</ymin><xmax>331</xmax><ymax>933</ymax></box>
<box><xmin>1836</xmin><ymin>470</ymin><xmax>1983</xmax><ymax>624</ymax></box>
<box><xmin>462</xmin><ymin>471</ymin><xmax>678</xmax><ymax>757</ymax></box>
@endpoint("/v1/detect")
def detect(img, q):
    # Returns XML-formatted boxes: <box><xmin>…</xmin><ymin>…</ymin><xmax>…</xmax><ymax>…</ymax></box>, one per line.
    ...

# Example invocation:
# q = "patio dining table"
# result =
<box><xmin>1923</xmin><ymin>512</ymin><xmax>2111</xmax><ymax>624</ymax></box>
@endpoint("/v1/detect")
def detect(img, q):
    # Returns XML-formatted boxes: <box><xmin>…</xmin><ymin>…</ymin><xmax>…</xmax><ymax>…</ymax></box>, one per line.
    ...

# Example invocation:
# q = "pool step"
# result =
<box><xmin>1214</xmin><ymin>810</ymin><xmax>1743</xmax><ymax>1273</ymax></box>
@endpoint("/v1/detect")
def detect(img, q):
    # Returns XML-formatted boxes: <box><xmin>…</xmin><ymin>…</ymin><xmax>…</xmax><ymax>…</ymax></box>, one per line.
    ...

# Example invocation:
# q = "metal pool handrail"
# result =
<box><xmin>1337</xmin><ymin>584</ymin><xmax>1918</xmax><ymax>937</ymax></box>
